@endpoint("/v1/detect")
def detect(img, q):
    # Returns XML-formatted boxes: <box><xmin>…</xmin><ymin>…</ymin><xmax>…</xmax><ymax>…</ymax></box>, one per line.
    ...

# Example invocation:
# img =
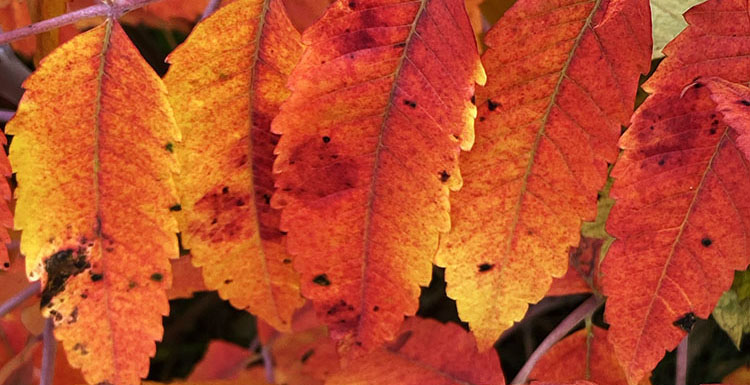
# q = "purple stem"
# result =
<box><xmin>676</xmin><ymin>335</ymin><xmax>688</xmax><ymax>385</ymax></box>
<box><xmin>200</xmin><ymin>0</ymin><xmax>223</xmax><ymax>20</ymax></box>
<box><xmin>262</xmin><ymin>345</ymin><xmax>275</xmax><ymax>384</ymax></box>
<box><xmin>40</xmin><ymin>318</ymin><xmax>56</xmax><ymax>385</ymax></box>
<box><xmin>0</xmin><ymin>110</ymin><xmax>14</xmax><ymax>122</ymax></box>
<box><xmin>511</xmin><ymin>295</ymin><xmax>605</xmax><ymax>385</ymax></box>
<box><xmin>0</xmin><ymin>281</ymin><xmax>41</xmax><ymax>319</ymax></box>
<box><xmin>0</xmin><ymin>0</ymin><xmax>162</xmax><ymax>46</ymax></box>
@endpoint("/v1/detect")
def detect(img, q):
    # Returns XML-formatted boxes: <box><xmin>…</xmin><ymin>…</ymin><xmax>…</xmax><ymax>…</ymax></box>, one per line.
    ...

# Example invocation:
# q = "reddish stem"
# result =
<box><xmin>40</xmin><ymin>318</ymin><xmax>56</xmax><ymax>385</ymax></box>
<box><xmin>0</xmin><ymin>281</ymin><xmax>41</xmax><ymax>318</ymax></box>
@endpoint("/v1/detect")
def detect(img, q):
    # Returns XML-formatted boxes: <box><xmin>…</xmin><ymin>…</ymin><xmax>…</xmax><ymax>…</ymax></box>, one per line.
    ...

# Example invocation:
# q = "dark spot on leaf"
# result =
<box><xmin>73</xmin><ymin>343</ymin><xmax>89</xmax><ymax>355</ymax></box>
<box><xmin>740</xmin><ymin>100</ymin><xmax>750</xmax><ymax>106</ymax></box>
<box><xmin>658</xmin><ymin>159</ymin><xmax>665</xmax><ymax>166</ymax></box>
<box><xmin>90</xmin><ymin>273</ymin><xmax>103</xmax><ymax>282</ymax></box>
<box><xmin>478</xmin><ymin>263</ymin><xmax>494</xmax><ymax>272</ymax></box>
<box><xmin>129</xmin><ymin>281</ymin><xmax>137</xmax><ymax>289</ymax></box>
<box><xmin>348</xmin><ymin>1</ymin><xmax>355</xmax><ymax>8</ymax></box>
<box><xmin>283</xmin><ymin>258</ymin><xmax>292</xmax><ymax>264</ymax></box>
<box><xmin>439</xmin><ymin>170</ymin><xmax>450</xmax><ymax>182</ymax></box>
<box><xmin>41</xmin><ymin>248</ymin><xmax>91</xmax><ymax>308</ymax></box>
<box><xmin>673</xmin><ymin>312</ymin><xmax>697</xmax><ymax>331</ymax></box>
<box><xmin>709</xmin><ymin>127</ymin><xmax>717</xmax><ymax>135</ymax></box>
<box><xmin>693</xmin><ymin>82</ymin><xmax>703</xmax><ymax>89</ymax></box>
<box><xmin>169</xmin><ymin>204</ymin><xmax>182</xmax><ymax>212</ymax></box>
<box><xmin>300</xmin><ymin>349</ymin><xmax>315</xmax><ymax>363</ymax></box>
<box><xmin>224</xmin><ymin>279</ymin><xmax>233</xmax><ymax>284</ymax></box>
<box><xmin>403</xmin><ymin>99</ymin><xmax>417</xmax><ymax>108</ymax></box>
<box><xmin>222</xmin><ymin>187</ymin><xmax>229</xmax><ymax>194</ymax></box>
<box><xmin>80</xmin><ymin>292</ymin><xmax>88</xmax><ymax>299</ymax></box>
<box><xmin>3</xmin><ymin>262</ymin><xmax>8</xmax><ymax>268</ymax></box>
<box><xmin>355</xmin><ymin>341</ymin><xmax>362</xmax><ymax>346</ymax></box>
<box><xmin>478</xmin><ymin>116</ymin><xmax>485</xmax><ymax>122</ymax></box>
<box><xmin>322</xmin><ymin>136</ymin><xmax>331</xmax><ymax>143</ymax></box>
<box><xmin>235</xmin><ymin>199</ymin><xmax>245</xmax><ymax>207</ymax></box>
<box><xmin>701</xmin><ymin>237</ymin><xmax>712</xmax><ymax>247</ymax></box>
<box><xmin>470</xmin><ymin>95</ymin><xmax>476</xmax><ymax>105</ymax></box>
<box><xmin>487</xmin><ymin>100</ymin><xmax>499</xmax><ymax>111</ymax></box>
<box><xmin>263</xmin><ymin>194</ymin><xmax>271</xmax><ymax>204</ymax></box>
<box><xmin>649</xmin><ymin>125</ymin><xmax>654</xmax><ymax>130</ymax></box>
<box><xmin>68</xmin><ymin>307</ymin><xmax>78</xmax><ymax>324</ymax></box>
<box><xmin>165</xmin><ymin>142</ymin><xmax>174</xmax><ymax>153</ymax></box>
<box><xmin>150</xmin><ymin>273</ymin><xmax>163</xmax><ymax>282</ymax></box>
<box><xmin>313</xmin><ymin>274</ymin><xmax>330</xmax><ymax>286</ymax></box>
<box><xmin>373</xmin><ymin>305</ymin><xmax>379</xmax><ymax>312</ymax></box>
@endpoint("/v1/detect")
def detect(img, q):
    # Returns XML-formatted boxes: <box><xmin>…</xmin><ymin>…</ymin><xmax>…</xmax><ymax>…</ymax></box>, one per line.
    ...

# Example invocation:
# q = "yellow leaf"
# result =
<box><xmin>7</xmin><ymin>19</ymin><xmax>180</xmax><ymax>385</ymax></box>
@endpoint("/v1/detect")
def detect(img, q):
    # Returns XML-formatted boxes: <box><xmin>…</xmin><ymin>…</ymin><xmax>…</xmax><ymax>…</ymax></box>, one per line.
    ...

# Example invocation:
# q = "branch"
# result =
<box><xmin>0</xmin><ymin>281</ymin><xmax>41</xmax><ymax>318</ymax></box>
<box><xmin>40</xmin><ymin>318</ymin><xmax>57</xmax><ymax>385</ymax></box>
<box><xmin>200</xmin><ymin>0</ymin><xmax>222</xmax><ymax>20</ymax></box>
<box><xmin>261</xmin><ymin>345</ymin><xmax>275</xmax><ymax>384</ymax></box>
<box><xmin>0</xmin><ymin>0</ymin><xmax>162</xmax><ymax>46</ymax></box>
<box><xmin>511</xmin><ymin>295</ymin><xmax>605</xmax><ymax>385</ymax></box>
<box><xmin>0</xmin><ymin>109</ymin><xmax>14</xmax><ymax>122</ymax></box>
<box><xmin>675</xmin><ymin>335</ymin><xmax>688</xmax><ymax>385</ymax></box>
<box><xmin>0</xmin><ymin>27</ymin><xmax>30</xmax><ymax>105</ymax></box>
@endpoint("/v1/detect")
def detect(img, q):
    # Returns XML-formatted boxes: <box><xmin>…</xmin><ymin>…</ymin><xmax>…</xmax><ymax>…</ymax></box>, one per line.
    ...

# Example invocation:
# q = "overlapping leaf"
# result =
<box><xmin>6</xmin><ymin>20</ymin><xmax>180</xmax><ymax>385</ymax></box>
<box><xmin>271</xmin><ymin>0</ymin><xmax>484</xmax><ymax>354</ymax></box>
<box><xmin>712</xmin><ymin>269</ymin><xmax>750</xmax><ymax>348</ymax></box>
<box><xmin>530</xmin><ymin>328</ymin><xmax>649</xmax><ymax>385</ymax></box>
<box><xmin>602</xmin><ymin>0</ymin><xmax>750</xmax><ymax>382</ymax></box>
<box><xmin>436</xmin><ymin>0</ymin><xmax>651</xmax><ymax>349</ymax></box>
<box><xmin>164</xmin><ymin>0</ymin><xmax>304</xmax><ymax>331</ymax></box>
<box><xmin>324</xmin><ymin>317</ymin><xmax>504</xmax><ymax>385</ymax></box>
<box><xmin>651</xmin><ymin>0</ymin><xmax>705</xmax><ymax>58</ymax></box>
<box><xmin>702</xmin><ymin>78</ymin><xmax>750</xmax><ymax>159</ymax></box>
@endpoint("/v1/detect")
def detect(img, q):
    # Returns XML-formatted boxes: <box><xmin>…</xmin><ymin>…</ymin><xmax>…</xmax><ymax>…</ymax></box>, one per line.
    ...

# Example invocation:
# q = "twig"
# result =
<box><xmin>0</xmin><ymin>110</ymin><xmax>14</xmax><ymax>122</ymax></box>
<box><xmin>40</xmin><ymin>318</ymin><xmax>56</xmax><ymax>385</ymax></box>
<box><xmin>511</xmin><ymin>295</ymin><xmax>605</xmax><ymax>385</ymax></box>
<box><xmin>261</xmin><ymin>345</ymin><xmax>274</xmax><ymax>384</ymax></box>
<box><xmin>0</xmin><ymin>27</ymin><xmax>30</xmax><ymax>104</ymax></box>
<box><xmin>0</xmin><ymin>281</ymin><xmax>41</xmax><ymax>318</ymax></box>
<box><xmin>0</xmin><ymin>334</ymin><xmax>42</xmax><ymax>384</ymax></box>
<box><xmin>200</xmin><ymin>0</ymin><xmax>222</xmax><ymax>20</ymax></box>
<box><xmin>0</xmin><ymin>0</ymin><xmax>162</xmax><ymax>46</ymax></box>
<box><xmin>676</xmin><ymin>335</ymin><xmax>688</xmax><ymax>385</ymax></box>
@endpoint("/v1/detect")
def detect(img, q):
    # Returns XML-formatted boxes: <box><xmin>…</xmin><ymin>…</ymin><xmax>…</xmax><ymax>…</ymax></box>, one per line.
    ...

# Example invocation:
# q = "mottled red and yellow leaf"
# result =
<box><xmin>271</xmin><ymin>0</ymin><xmax>484</xmax><ymax>355</ymax></box>
<box><xmin>602</xmin><ymin>0</ymin><xmax>750</xmax><ymax>382</ymax></box>
<box><xmin>436</xmin><ymin>0</ymin><xmax>651</xmax><ymax>349</ymax></box>
<box><xmin>6</xmin><ymin>20</ymin><xmax>180</xmax><ymax>385</ymax></box>
<box><xmin>530</xmin><ymin>328</ymin><xmax>649</xmax><ymax>385</ymax></box>
<box><xmin>164</xmin><ymin>0</ymin><xmax>304</xmax><ymax>331</ymax></box>
<box><xmin>325</xmin><ymin>317</ymin><xmax>503</xmax><ymax>385</ymax></box>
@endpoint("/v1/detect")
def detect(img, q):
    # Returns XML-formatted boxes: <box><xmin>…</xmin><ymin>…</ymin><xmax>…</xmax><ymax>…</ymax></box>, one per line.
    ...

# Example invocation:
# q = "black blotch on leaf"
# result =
<box><xmin>313</xmin><ymin>274</ymin><xmax>331</xmax><ymax>286</ymax></box>
<box><xmin>709</xmin><ymin>127</ymin><xmax>717</xmax><ymax>135</ymax></box>
<box><xmin>322</xmin><ymin>136</ymin><xmax>331</xmax><ymax>143</ymax></box>
<box><xmin>470</xmin><ymin>95</ymin><xmax>476</xmax><ymax>105</ymax></box>
<box><xmin>283</xmin><ymin>258</ymin><xmax>292</xmax><ymax>264</ymax></box>
<box><xmin>41</xmin><ymin>248</ymin><xmax>91</xmax><ymax>308</ymax></box>
<box><xmin>165</xmin><ymin>142</ymin><xmax>174</xmax><ymax>153</ymax></box>
<box><xmin>440</xmin><ymin>170</ymin><xmax>450</xmax><ymax>182</ymax></box>
<box><xmin>263</xmin><ymin>194</ymin><xmax>271</xmax><ymax>205</ymax></box>
<box><xmin>90</xmin><ymin>273</ymin><xmax>103</xmax><ymax>282</ymax></box>
<box><xmin>658</xmin><ymin>159</ymin><xmax>665</xmax><ymax>166</ymax></box>
<box><xmin>478</xmin><ymin>117</ymin><xmax>485</xmax><ymax>122</ymax></box>
<box><xmin>673</xmin><ymin>312</ymin><xmax>697</xmax><ymax>331</ymax></box>
<box><xmin>487</xmin><ymin>100</ymin><xmax>499</xmax><ymax>111</ymax></box>
<box><xmin>169</xmin><ymin>204</ymin><xmax>182</xmax><ymax>212</ymax></box>
<box><xmin>300</xmin><ymin>349</ymin><xmax>315</xmax><ymax>363</ymax></box>
<box><xmin>224</xmin><ymin>279</ymin><xmax>233</xmax><ymax>284</ymax></box>
<box><xmin>128</xmin><ymin>281</ymin><xmax>137</xmax><ymax>289</ymax></box>
<box><xmin>403</xmin><ymin>99</ymin><xmax>417</xmax><ymax>109</ymax></box>
<box><xmin>222</xmin><ymin>187</ymin><xmax>229</xmax><ymax>194</ymax></box>
<box><xmin>150</xmin><ymin>273</ymin><xmax>163</xmax><ymax>282</ymax></box>
<box><xmin>3</xmin><ymin>262</ymin><xmax>8</xmax><ymax>268</ymax></box>
<box><xmin>740</xmin><ymin>100</ymin><xmax>750</xmax><ymax>106</ymax></box>
<box><xmin>478</xmin><ymin>263</ymin><xmax>494</xmax><ymax>272</ymax></box>
<box><xmin>348</xmin><ymin>1</ymin><xmax>355</xmax><ymax>8</ymax></box>
<box><xmin>701</xmin><ymin>237</ymin><xmax>712</xmax><ymax>247</ymax></box>
<box><xmin>693</xmin><ymin>82</ymin><xmax>703</xmax><ymax>89</ymax></box>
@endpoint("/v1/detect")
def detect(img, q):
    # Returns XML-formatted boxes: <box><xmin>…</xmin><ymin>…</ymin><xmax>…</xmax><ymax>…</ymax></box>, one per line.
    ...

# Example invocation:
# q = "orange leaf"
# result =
<box><xmin>145</xmin><ymin>367</ymin><xmax>271</xmax><ymax>385</ymax></box>
<box><xmin>164</xmin><ymin>0</ymin><xmax>304</xmax><ymax>331</ymax></box>
<box><xmin>270</xmin><ymin>318</ymin><xmax>339</xmax><ymax>385</ymax></box>
<box><xmin>6</xmin><ymin>20</ymin><xmax>180</xmax><ymax>385</ymax></box>
<box><xmin>188</xmin><ymin>340</ymin><xmax>252</xmax><ymax>381</ymax></box>
<box><xmin>547</xmin><ymin>236</ymin><xmax>601</xmax><ymax>296</ymax></box>
<box><xmin>601</xmin><ymin>0</ymin><xmax>750</xmax><ymax>382</ymax></box>
<box><xmin>325</xmin><ymin>317</ymin><xmax>504</xmax><ymax>385</ymax></box>
<box><xmin>167</xmin><ymin>254</ymin><xmax>207</xmax><ymax>300</ymax></box>
<box><xmin>724</xmin><ymin>364</ymin><xmax>750</xmax><ymax>385</ymax></box>
<box><xmin>530</xmin><ymin>328</ymin><xmax>649</xmax><ymax>385</ymax></box>
<box><xmin>271</xmin><ymin>0</ymin><xmax>485</xmax><ymax>355</ymax></box>
<box><xmin>435</xmin><ymin>0</ymin><xmax>652</xmax><ymax>349</ymax></box>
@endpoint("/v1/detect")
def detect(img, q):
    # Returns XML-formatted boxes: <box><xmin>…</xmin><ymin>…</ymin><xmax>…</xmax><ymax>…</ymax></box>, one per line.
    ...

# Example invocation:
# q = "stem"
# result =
<box><xmin>0</xmin><ymin>110</ymin><xmax>14</xmax><ymax>122</ymax></box>
<box><xmin>511</xmin><ymin>295</ymin><xmax>605</xmax><ymax>385</ymax></box>
<box><xmin>0</xmin><ymin>0</ymin><xmax>162</xmax><ymax>46</ymax></box>
<box><xmin>261</xmin><ymin>345</ymin><xmax>274</xmax><ymax>384</ymax></box>
<box><xmin>40</xmin><ymin>318</ymin><xmax>56</xmax><ymax>385</ymax></box>
<box><xmin>200</xmin><ymin>0</ymin><xmax>222</xmax><ymax>20</ymax></box>
<box><xmin>0</xmin><ymin>281</ymin><xmax>41</xmax><ymax>318</ymax></box>
<box><xmin>676</xmin><ymin>335</ymin><xmax>688</xmax><ymax>385</ymax></box>
<box><xmin>0</xmin><ymin>27</ymin><xmax>31</xmax><ymax>105</ymax></box>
